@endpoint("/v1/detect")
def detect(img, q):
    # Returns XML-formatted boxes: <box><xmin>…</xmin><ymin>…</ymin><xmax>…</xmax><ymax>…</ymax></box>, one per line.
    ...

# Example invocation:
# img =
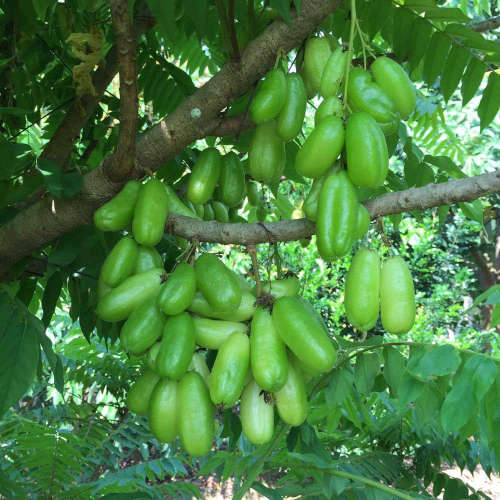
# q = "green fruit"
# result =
<box><xmin>126</xmin><ymin>369</ymin><xmax>159</xmax><ymax>415</ymax></box>
<box><xmin>193</xmin><ymin>203</ymin><xmax>205</xmax><ymax>219</ymax></box>
<box><xmin>188</xmin><ymin>352</ymin><xmax>210</xmax><ymax>384</ymax></box>
<box><xmin>380</xmin><ymin>256</ymin><xmax>415</xmax><ymax>334</ymax></box>
<box><xmin>289</xmin><ymin>351</ymin><xmax>322</xmax><ymax>382</ymax></box>
<box><xmin>347</xmin><ymin>67</ymin><xmax>400</xmax><ymax>135</ymax></box>
<box><xmin>346</xmin><ymin>112</ymin><xmax>388</xmax><ymax>188</ymax></box>
<box><xmin>240</xmin><ymin>379</ymin><xmax>274</xmax><ymax>445</ymax></box>
<box><xmin>156</xmin><ymin>313</ymin><xmax>196</xmax><ymax>380</ymax></box>
<box><xmin>314</xmin><ymin>96</ymin><xmax>343</xmax><ymax>126</ymax></box>
<box><xmin>97</xmin><ymin>268</ymin><xmax>164</xmax><ymax>322</ymax></box>
<box><xmin>100</xmin><ymin>236</ymin><xmax>138</xmax><ymax>287</ymax></box>
<box><xmin>295</xmin><ymin>115</ymin><xmax>344</xmax><ymax>179</ymax></box>
<box><xmin>250</xmin><ymin>68</ymin><xmax>287</xmax><ymax>124</ymax></box>
<box><xmin>189</xmin><ymin>290</ymin><xmax>256</xmax><ymax>321</ymax></box>
<box><xmin>94</xmin><ymin>180</ymin><xmax>141</xmax><ymax>232</ymax></box>
<box><xmin>274</xmin><ymin>358</ymin><xmax>307</xmax><ymax>426</ymax></box>
<box><xmin>246</xmin><ymin>181</ymin><xmax>261</xmax><ymax>206</ymax></box>
<box><xmin>187</xmin><ymin>148</ymin><xmax>222</xmax><ymax>205</ymax></box>
<box><xmin>97</xmin><ymin>276</ymin><xmax>112</xmax><ymax>300</ymax></box>
<box><xmin>148</xmin><ymin>379</ymin><xmax>178</xmax><ymax>443</ymax></box>
<box><xmin>203</xmin><ymin>202</ymin><xmax>215</xmax><ymax>220</ymax></box>
<box><xmin>272</xmin><ymin>296</ymin><xmax>336</xmax><ymax>373</ymax></box>
<box><xmin>256</xmin><ymin>277</ymin><xmax>300</xmax><ymax>298</ymax></box>
<box><xmin>219</xmin><ymin>152</ymin><xmax>246</xmax><ymax>207</ymax></box>
<box><xmin>345</xmin><ymin>248</ymin><xmax>380</xmax><ymax>331</ymax></box>
<box><xmin>164</xmin><ymin>184</ymin><xmax>200</xmax><ymax>219</ymax></box>
<box><xmin>147</xmin><ymin>342</ymin><xmax>161</xmax><ymax>371</ymax></box>
<box><xmin>157</xmin><ymin>263</ymin><xmax>196</xmax><ymax>315</ymax></box>
<box><xmin>303</xmin><ymin>37</ymin><xmax>331</xmax><ymax>95</ymax></box>
<box><xmin>276</xmin><ymin>73</ymin><xmax>307</xmax><ymax>141</ymax></box>
<box><xmin>303</xmin><ymin>175</ymin><xmax>326</xmax><ymax>221</ymax></box>
<box><xmin>250</xmin><ymin>307</ymin><xmax>288</xmax><ymax>392</ymax></box>
<box><xmin>132</xmin><ymin>179</ymin><xmax>169</xmax><ymax>247</ymax></box>
<box><xmin>371</xmin><ymin>57</ymin><xmax>416</xmax><ymax>119</ymax></box>
<box><xmin>320</xmin><ymin>47</ymin><xmax>347</xmax><ymax>98</ymax></box>
<box><xmin>120</xmin><ymin>302</ymin><xmax>165</xmax><ymax>355</ymax></box>
<box><xmin>316</xmin><ymin>170</ymin><xmax>358</xmax><ymax>260</ymax></box>
<box><xmin>209</xmin><ymin>331</ymin><xmax>250</xmax><ymax>407</ymax></box>
<box><xmin>193</xmin><ymin>317</ymin><xmax>248</xmax><ymax>350</ymax></box>
<box><xmin>178</xmin><ymin>371</ymin><xmax>214</xmax><ymax>457</ymax></box>
<box><xmin>353</xmin><ymin>204</ymin><xmax>371</xmax><ymax>240</ymax></box>
<box><xmin>212</xmin><ymin>201</ymin><xmax>229</xmax><ymax>222</ymax></box>
<box><xmin>134</xmin><ymin>246</ymin><xmax>163</xmax><ymax>274</ymax></box>
<box><xmin>195</xmin><ymin>254</ymin><xmax>242</xmax><ymax>312</ymax></box>
<box><xmin>248</xmin><ymin>120</ymin><xmax>285</xmax><ymax>184</ymax></box>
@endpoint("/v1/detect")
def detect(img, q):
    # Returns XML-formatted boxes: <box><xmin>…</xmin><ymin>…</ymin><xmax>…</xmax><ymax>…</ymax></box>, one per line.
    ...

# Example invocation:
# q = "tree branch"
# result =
<box><xmin>470</xmin><ymin>15</ymin><xmax>500</xmax><ymax>32</ymax></box>
<box><xmin>107</xmin><ymin>0</ymin><xmax>139</xmax><ymax>181</ymax></box>
<box><xmin>166</xmin><ymin>170</ymin><xmax>500</xmax><ymax>245</ymax></box>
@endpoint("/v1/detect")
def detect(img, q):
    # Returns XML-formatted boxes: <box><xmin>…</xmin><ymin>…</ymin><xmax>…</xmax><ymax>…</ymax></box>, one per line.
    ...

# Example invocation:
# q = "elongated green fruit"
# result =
<box><xmin>164</xmin><ymin>184</ymin><xmax>200</xmax><ymax>219</ymax></box>
<box><xmin>178</xmin><ymin>371</ymin><xmax>214</xmax><ymax>457</ymax></box>
<box><xmin>132</xmin><ymin>179</ymin><xmax>169</xmax><ymax>247</ymax></box>
<box><xmin>126</xmin><ymin>369</ymin><xmax>159</xmax><ymax>415</ymax></box>
<box><xmin>345</xmin><ymin>248</ymin><xmax>380</xmax><ymax>332</ymax></box>
<box><xmin>250</xmin><ymin>68</ymin><xmax>287</xmax><ymax>124</ymax></box>
<box><xmin>277</xmin><ymin>73</ymin><xmax>307</xmax><ymax>141</ymax></box>
<box><xmin>100</xmin><ymin>236</ymin><xmax>138</xmax><ymax>287</ymax></box>
<box><xmin>303</xmin><ymin>176</ymin><xmax>326</xmax><ymax>221</ymax></box>
<box><xmin>120</xmin><ymin>302</ymin><xmax>165</xmax><ymax>355</ymax></box>
<box><xmin>212</xmin><ymin>201</ymin><xmax>229</xmax><ymax>222</ymax></box>
<box><xmin>274</xmin><ymin>358</ymin><xmax>307</xmax><ymax>426</ymax></box>
<box><xmin>203</xmin><ymin>202</ymin><xmax>215</xmax><ymax>220</ymax></box>
<box><xmin>209</xmin><ymin>331</ymin><xmax>250</xmax><ymax>407</ymax></box>
<box><xmin>353</xmin><ymin>204</ymin><xmax>371</xmax><ymax>240</ymax></box>
<box><xmin>303</xmin><ymin>37</ymin><xmax>331</xmax><ymax>95</ymax></box>
<box><xmin>314</xmin><ymin>96</ymin><xmax>343</xmax><ymax>126</ymax></box>
<box><xmin>272</xmin><ymin>296</ymin><xmax>336</xmax><ymax>373</ymax></box>
<box><xmin>250</xmin><ymin>308</ymin><xmax>288</xmax><ymax>392</ymax></box>
<box><xmin>371</xmin><ymin>57</ymin><xmax>416</xmax><ymax>119</ymax></box>
<box><xmin>157</xmin><ymin>263</ymin><xmax>196</xmax><ymax>315</ymax></box>
<box><xmin>246</xmin><ymin>181</ymin><xmax>261</xmax><ymax>206</ymax></box>
<box><xmin>147</xmin><ymin>342</ymin><xmax>161</xmax><ymax>371</ymax></box>
<box><xmin>380</xmin><ymin>256</ymin><xmax>416</xmax><ymax>334</ymax></box>
<box><xmin>320</xmin><ymin>47</ymin><xmax>347</xmax><ymax>98</ymax></box>
<box><xmin>97</xmin><ymin>268</ymin><xmax>164</xmax><ymax>322</ymax></box>
<box><xmin>148</xmin><ymin>379</ymin><xmax>177</xmax><ymax>443</ymax></box>
<box><xmin>189</xmin><ymin>291</ymin><xmax>256</xmax><ymax>322</ymax></box>
<box><xmin>347</xmin><ymin>67</ymin><xmax>400</xmax><ymax>135</ymax></box>
<box><xmin>240</xmin><ymin>379</ymin><xmax>274</xmax><ymax>445</ymax></box>
<box><xmin>219</xmin><ymin>152</ymin><xmax>246</xmax><ymax>207</ymax></box>
<box><xmin>134</xmin><ymin>246</ymin><xmax>163</xmax><ymax>274</ymax></box>
<box><xmin>193</xmin><ymin>317</ymin><xmax>248</xmax><ymax>350</ymax></box>
<box><xmin>187</xmin><ymin>148</ymin><xmax>221</xmax><ymax>205</ymax></box>
<box><xmin>188</xmin><ymin>352</ymin><xmax>210</xmax><ymax>384</ymax></box>
<box><xmin>97</xmin><ymin>276</ymin><xmax>111</xmax><ymax>300</ymax></box>
<box><xmin>195</xmin><ymin>254</ymin><xmax>242</xmax><ymax>312</ymax></box>
<box><xmin>289</xmin><ymin>352</ymin><xmax>322</xmax><ymax>382</ymax></box>
<box><xmin>295</xmin><ymin>115</ymin><xmax>344</xmax><ymax>179</ymax></box>
<box><xmin>248</xmin><ymin>120</ymin><xmax>285</xmax><ymax>184</ymax></box>
<box><xmin>346</xmin><ymin>112</ymin><xmax>388</xmax><ymax>188</ymax></box>
<box><xmin>316</xmin><ymin>170</ymin><xmax>358</xmax><ymax>260</ymax></box>
<box><xmin>94</xmin><ymin>180</ymin><xmax>141</xmax><ymax>231</ymax></box>
<box><xmin>156</xmin><ymin>313</ymin><xmax>196</xmax><ymax>380</ymax></box>
<box><xmin>255</xmin><ymin>277</ymin><xmax>300</xmax><ymax>298</ymax></box>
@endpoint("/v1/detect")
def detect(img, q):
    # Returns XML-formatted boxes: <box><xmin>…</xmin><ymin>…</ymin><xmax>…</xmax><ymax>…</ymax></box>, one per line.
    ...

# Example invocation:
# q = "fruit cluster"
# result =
<box><xmin>93</xmin><ymin>185</ymin><xmax>337</xmax><ymax>456</ymax></box>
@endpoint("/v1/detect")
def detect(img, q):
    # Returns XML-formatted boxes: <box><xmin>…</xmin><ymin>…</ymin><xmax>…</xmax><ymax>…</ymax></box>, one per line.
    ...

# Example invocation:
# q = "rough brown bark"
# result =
<box><xmin>470</xmin><ymin>15</ymin><xmax>500</xmax><ymax>32</ymax></box>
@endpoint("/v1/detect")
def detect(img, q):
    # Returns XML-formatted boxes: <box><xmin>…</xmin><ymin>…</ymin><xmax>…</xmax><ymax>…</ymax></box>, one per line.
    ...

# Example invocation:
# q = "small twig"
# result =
<box><xmin>247</xmin><ymin>244</ymin><xmax>262</xmax><ymax>297</ymax></box>
<box><xmin>273</xmin><ymin>242</ymin><xmax>282</xmax><ymax>279</ymax></box>
<box><xmin>470</xmin><ymin>15</ymin><xmax>500</xmax><ymax>32</ymax></box>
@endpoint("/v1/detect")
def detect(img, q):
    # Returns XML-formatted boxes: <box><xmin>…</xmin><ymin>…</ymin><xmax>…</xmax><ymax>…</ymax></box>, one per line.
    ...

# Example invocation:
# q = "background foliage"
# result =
<box><xmin>0</xmin><ymin>0</ymin><xmax>499</xmax><ymax>498</ymax></box>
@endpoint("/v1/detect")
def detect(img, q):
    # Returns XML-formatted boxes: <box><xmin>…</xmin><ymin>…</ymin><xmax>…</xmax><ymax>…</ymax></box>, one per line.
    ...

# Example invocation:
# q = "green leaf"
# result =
<box><xmin>325</xmin><ymin>368</ymin><xmax>354</xmax><ymax>408</ymax></box>
<box><xmin>41</xmin><ymin>271</ymin><xmax>64</xmax><ymax>327</ymax></box>
<box><xmin>440</xmin><ymin>45</ymin><xmax>470</xmax><ymax>102</ymax></box>
<box><xmin>398</xmin><ymin>371</ymin><xmax>424</xmax><ymax>407</ymax></box>
<box><xmin>392</xmin><ymin>7</ymin><xmax>415</xmax><ymax>60</ymax></box>
<box><xmin>367</xmin><ymin>0</ymin><xmax>393</xmax><ymax>38</ymax></box>
<box><xmin>407</xmin><ymin>17</ymin><xmax>433</xmax><ymax>71</ymax></box>
<box><xmin>37</xmin><ymin>158</ymin><xmax>83</xmax><ymax>198</ymax></box>
<box><xmin>423</xmin><ymin>32</ymin><xmax>451</xmax><ymax>86</ymax></box>
<box><xmin>383</xmin><ymin>346</ymin><xmax>406</xmax><ymax>397</ymax></box>
<box><xmin>422</xmin><ymin>6</ymin><xmax>470</xmax><ymax>22</ymax></box>
<box><xmin>354</xmin><ymin>352</ymin><xmax>380</xmax><ymax>395</ymax></box>
<box><xmin>146</xmin><ymin>0</ymin><xmax>178</xmax><ymax>40</ymax></box>
<box><xmin>407</xmin><ymin>344</ymin><xmax>461</xmax><ymax>381</ymax></box>
<box><xmin>491</xmin><ymin>304</ymin><xmax>500</xmax><ymax>327</ymax></box>
<box><xmin>477</xmin><ymin>72</ymin><xmax>500</xmax><ymax>130</ymax></box>
<box><xmin>157</xmin><ymin>59</ymin><xmax>196</xmax><ymax>96</ymax></box>
<box><xmin>462</xmin><ymin>354</ymin><xmax>498</xmax><ymax>402</ymax></box>
<box><xmin>35</xmin><ymin>321</ymin><xmax>64</xmax><ymax>395</ymax></box>
<box><xmin>16</xmin><ymin>278</ymin><xmax>37</xmax><ymax>306</ymax></box>
<box><xmin>424</xmin><ymin>155</ymin><xmax>466</xmax><ymax>178</ymax></box>
<box><xmin>0</xmin><ymin>137</ymin><xmax>33</xmax><ymax>180</ymax></box>
<box><xmin>271</xmin><ymin>0</ymin><xmax>291</xmax><ymax>24</ymax></box>
<box><xmin>461</xmin><ymin>57</ymin><xmax>486</xmax><ymax>105</ymax></box>
<box><xmin>441</xmin><ymin>377</ymin><xmax>476</xmax><ymax>433</ymax></box>
<box><xmin>472</xmin><ymin>284</ymin><xmax>500</xmax><ymax>306</ymax></box>
<box><xmin>445</xmin><ymin>24</ymin><xmax>500</xmax><ymax>62</ymax></box>
<box><xmin>0</xmin><ymin>286</ymin><xmax>40</xmax><ymax>417</ymax></box>
<box><xmin>459</xmin><ymin>200</ymin><xmax>483</xmax><ymax>224</ymax></box>
<box><xmin>273</xmin><ymin>193</ymin><xmax>294</xmax><ymax>220</ymax></box>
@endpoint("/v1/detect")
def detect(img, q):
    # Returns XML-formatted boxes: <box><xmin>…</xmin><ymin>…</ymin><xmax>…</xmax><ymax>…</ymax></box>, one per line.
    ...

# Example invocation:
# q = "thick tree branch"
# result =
<box><xmin>107</xmin><ymin>0</ymin><xmax>139</xmax><ymax>181</ymax></box>
<box><xmin>167</xmin><ymin>170</ymin><xmax>500</xmax><ymax>245</ymax></box>
<box><xmin>470</xmin><ymin>15</ymin><xmax>500</xmax><ymax>32</ymax></box>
